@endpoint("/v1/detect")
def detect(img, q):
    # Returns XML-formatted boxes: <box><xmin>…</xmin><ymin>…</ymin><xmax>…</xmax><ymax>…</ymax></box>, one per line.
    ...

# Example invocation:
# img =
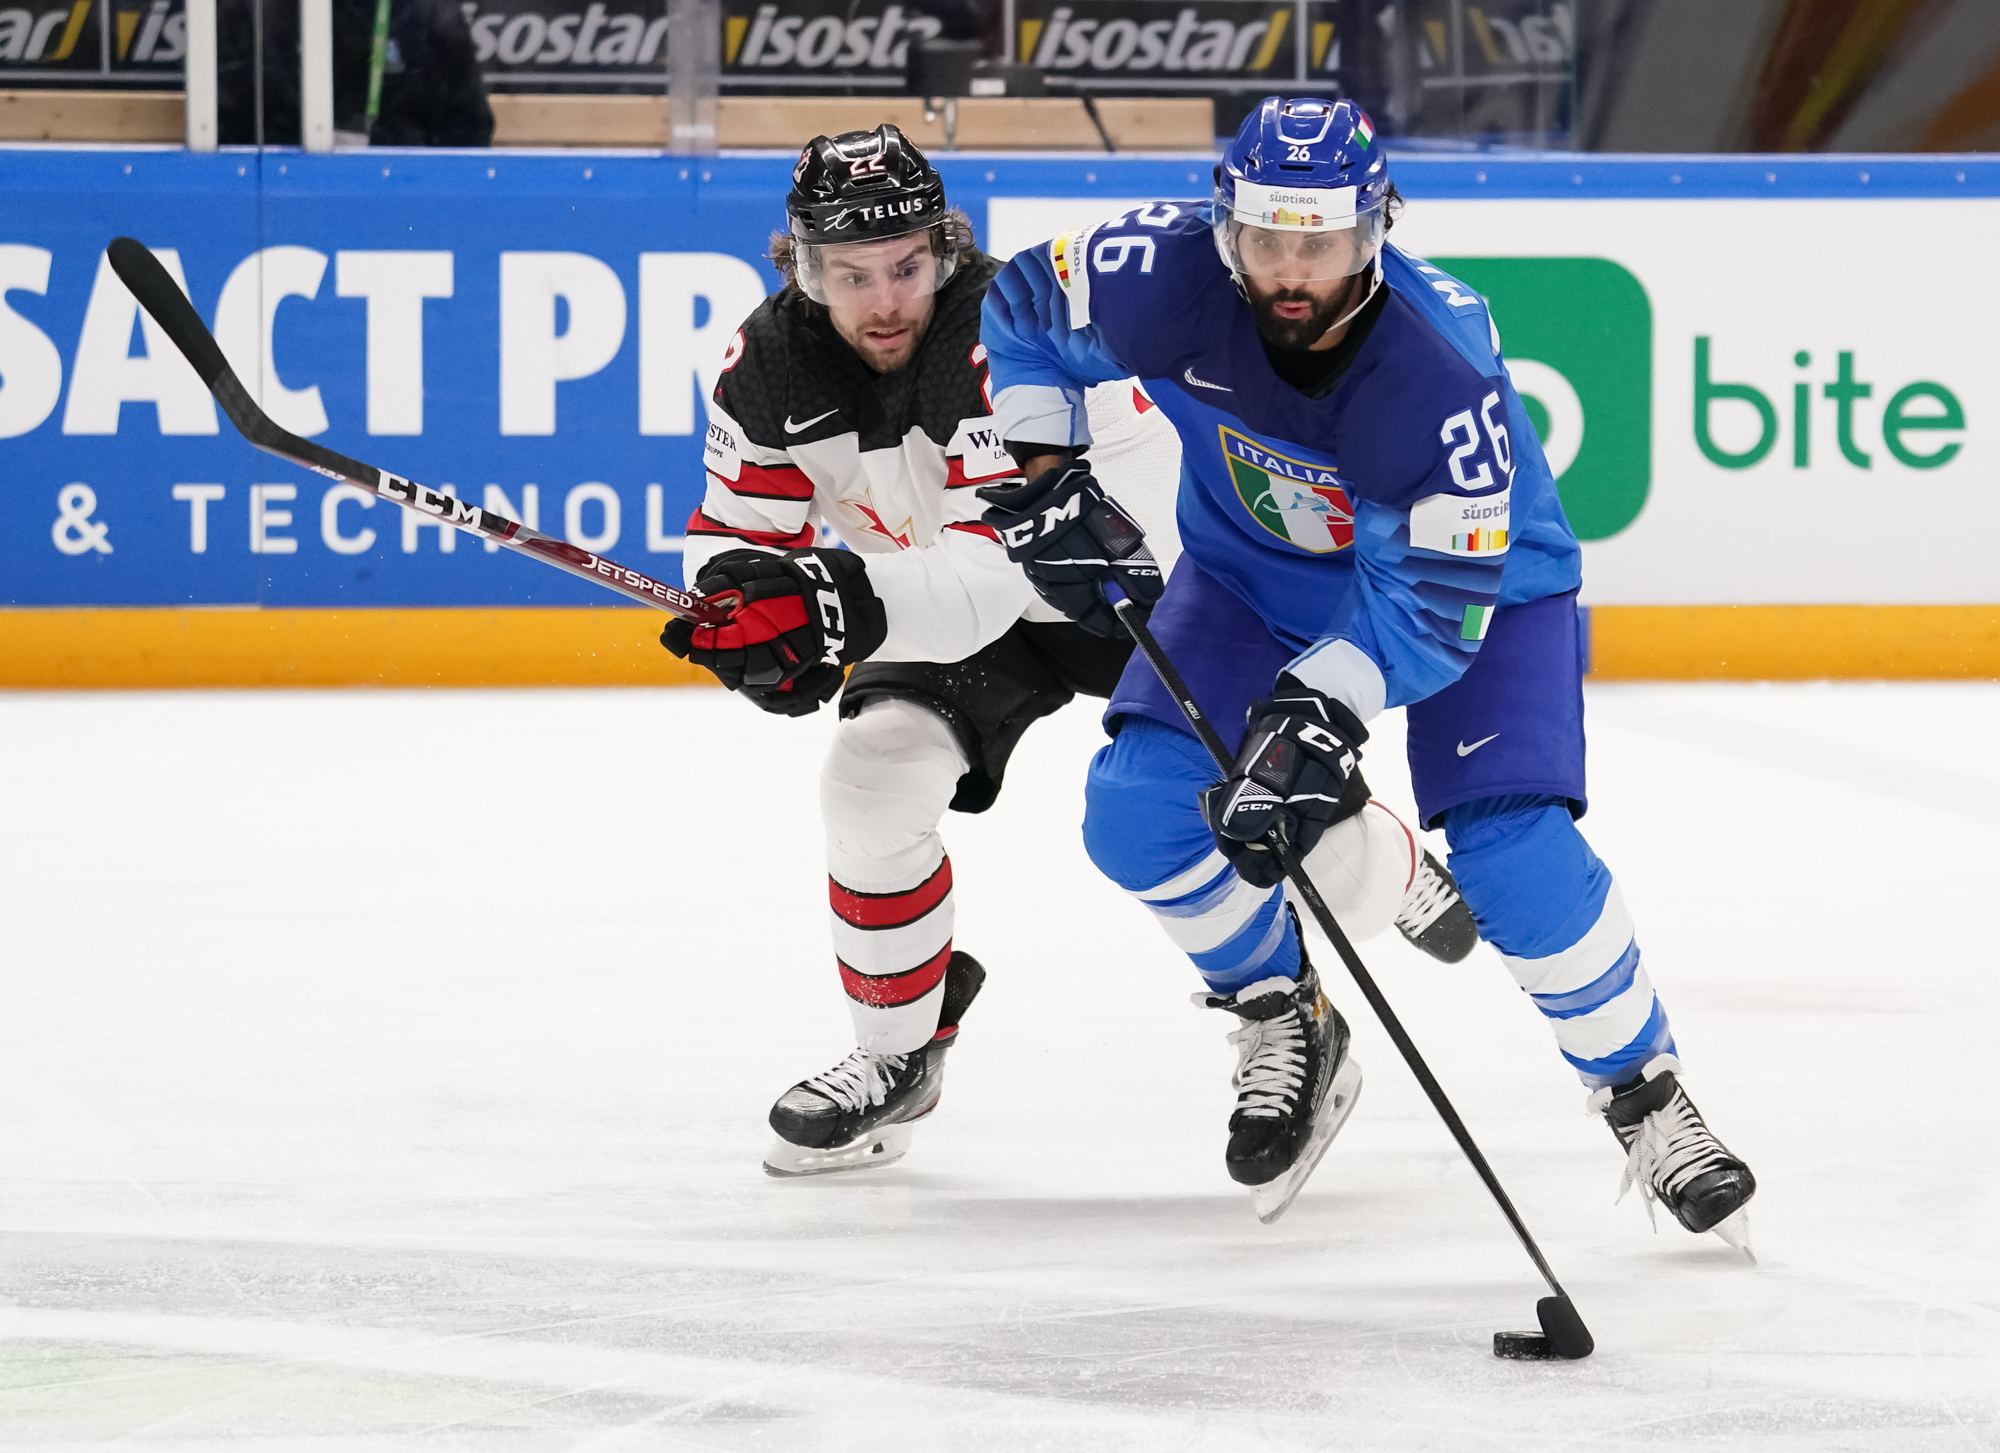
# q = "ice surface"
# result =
<box><xmin>0</xmin><ymin>681</ymin><xmax>1994</xmax><ymax>1451</ymax></box>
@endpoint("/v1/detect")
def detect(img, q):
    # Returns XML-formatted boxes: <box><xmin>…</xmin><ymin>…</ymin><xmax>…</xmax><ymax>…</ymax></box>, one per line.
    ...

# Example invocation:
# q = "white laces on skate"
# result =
<box><xmin>1616</xmin><ymin>1089</ymin><xmax>1732</xmax><ymax>1230</ymax></box>
<box><xmin>1395</xmin><ymin>856</ymin><xmax>1458</xmax><ymax>938</ymax></box>
<box><xmin>1225</xmin><ymin>1012</ymin><xmax>1307</xmax><ymax>1118</ymax></box>
<box><xmin>803</xmin><ymin>1050</ymin><xmax>907</xmax><ymax>1115</ymax></box>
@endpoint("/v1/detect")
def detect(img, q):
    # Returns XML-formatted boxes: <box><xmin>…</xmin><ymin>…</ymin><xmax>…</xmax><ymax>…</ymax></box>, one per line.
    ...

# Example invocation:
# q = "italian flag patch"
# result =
<box><xmin>1460</xmin><ymin>603</ymin><xmax>1492</xmax><ymax>641</ymax></box>
<box><xmin>1352</xmin><ymin>112</ymin><xmax>1375</xmax><ymax>147</ymax></box>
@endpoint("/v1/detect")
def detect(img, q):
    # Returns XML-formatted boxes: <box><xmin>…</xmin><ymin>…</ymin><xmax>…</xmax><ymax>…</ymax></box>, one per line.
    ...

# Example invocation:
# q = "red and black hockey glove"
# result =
<box><xmin>661</xmin><ymin>548</ymin><xmax>888</xmax><ymax>717</ymax></box>
<box><xmin>1200</xmin><ymin>675</ymin><xmax>1372</xmax><ymax>889</ymax></box>
<box><xmin>977</xmin><ymin>459</ymin><xmax>1164</xmax><ymax>638</ymax></box>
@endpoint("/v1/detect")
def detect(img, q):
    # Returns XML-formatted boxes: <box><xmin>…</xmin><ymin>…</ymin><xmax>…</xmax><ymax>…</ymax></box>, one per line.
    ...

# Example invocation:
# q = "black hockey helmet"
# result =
<box><xmin>785</xmin><ymin>124</ymin><xmax>959</xmax><ymax>306</ymax></box>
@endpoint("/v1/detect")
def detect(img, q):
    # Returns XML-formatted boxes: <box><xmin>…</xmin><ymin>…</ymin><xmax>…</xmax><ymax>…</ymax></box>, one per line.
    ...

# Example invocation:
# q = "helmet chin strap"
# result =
<box><xmin>1315</xmin><ymin>253</ymin><xmax>1384</xmax><ymax>342</ymax></box>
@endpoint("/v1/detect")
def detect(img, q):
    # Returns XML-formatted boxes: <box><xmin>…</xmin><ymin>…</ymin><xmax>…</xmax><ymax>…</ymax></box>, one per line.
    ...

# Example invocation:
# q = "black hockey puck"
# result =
<box><xmin>1494</xmin><ymin>1295</ymin><xmax>1597</xmax><ymax>1361</ymax></box>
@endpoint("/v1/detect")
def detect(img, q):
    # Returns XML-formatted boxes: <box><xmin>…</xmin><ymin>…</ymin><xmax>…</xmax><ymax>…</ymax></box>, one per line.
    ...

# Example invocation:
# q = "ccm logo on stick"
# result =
<box><xmin>379</xmin><ymin>472</ymin><xmax>489</xmax><ymax>529</ymax></box>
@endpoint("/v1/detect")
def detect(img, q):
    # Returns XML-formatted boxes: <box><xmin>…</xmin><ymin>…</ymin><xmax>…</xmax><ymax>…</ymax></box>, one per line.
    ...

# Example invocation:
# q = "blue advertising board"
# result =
<box><xmin>2</xmin><ymin>147</ymin><xmax>1992</xmax><ymax>616</ymax></box>
<box><xmin>0</xmin><ymin>148</ymin><xmax>1224</xmax><ymax>610</ymax></box>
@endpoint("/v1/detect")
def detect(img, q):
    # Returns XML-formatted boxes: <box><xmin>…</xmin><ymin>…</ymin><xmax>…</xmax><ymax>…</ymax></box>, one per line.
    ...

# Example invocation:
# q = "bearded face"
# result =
<box><xmin>818</xmin><ymin>234</ymin><xmax>940</xmax><ymax>373</ymax></box>
<box><xmin>1245</xmin><ymin>272</ymin><xmax>1370</xmax><ymax>350</ymax></box>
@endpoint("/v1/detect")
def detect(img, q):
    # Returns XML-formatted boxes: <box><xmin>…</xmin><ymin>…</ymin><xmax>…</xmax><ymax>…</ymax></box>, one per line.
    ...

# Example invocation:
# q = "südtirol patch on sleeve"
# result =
<box><xmin>1410</xmin><ymin>487</ymin><xmax>1511</xmax><ymax>555</ymax></box>
<box><xmin>1050</xmin><ymin>227</ymin><xmax>1095</xmax><ymax>329</ymax></box>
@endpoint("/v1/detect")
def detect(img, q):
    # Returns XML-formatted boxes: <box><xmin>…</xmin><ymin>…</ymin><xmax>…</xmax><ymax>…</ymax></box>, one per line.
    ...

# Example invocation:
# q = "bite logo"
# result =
<box><xmin>1218</xmin><ymin>426</ymin><xmax>1352</xmax><ymax>553</ymax></box>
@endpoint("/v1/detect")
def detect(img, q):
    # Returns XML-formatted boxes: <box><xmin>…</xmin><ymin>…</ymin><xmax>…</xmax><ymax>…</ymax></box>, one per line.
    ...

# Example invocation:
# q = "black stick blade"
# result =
<box><xmin>106</xmin><ymin>238</ymin><xmax>232</xmax><ymax>388</ymax></box>
<box><xmin>1536</xmin><ymin>1294</ymin><xmax>1595</xmax><ymax>1360</ymax></box>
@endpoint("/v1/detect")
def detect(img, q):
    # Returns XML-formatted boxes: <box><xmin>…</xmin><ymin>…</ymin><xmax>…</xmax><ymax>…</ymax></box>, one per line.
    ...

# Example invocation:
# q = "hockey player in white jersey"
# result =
<box><xmin>660</xmin><ymin>126</ymin><xmax>1183</xmax><ymax>1175</ymax></box>
<box><xmin>661</xmin><ymin>124</ymin><xmax>1475</xmax><ymax>1180</ymax></box>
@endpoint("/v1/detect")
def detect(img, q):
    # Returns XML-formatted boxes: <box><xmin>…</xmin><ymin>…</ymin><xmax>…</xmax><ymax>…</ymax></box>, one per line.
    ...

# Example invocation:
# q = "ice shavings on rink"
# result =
<box><xmin>0</xmin><ymin>682</ymin><xmax>1994</xmax><ymax>1450</ymax></box>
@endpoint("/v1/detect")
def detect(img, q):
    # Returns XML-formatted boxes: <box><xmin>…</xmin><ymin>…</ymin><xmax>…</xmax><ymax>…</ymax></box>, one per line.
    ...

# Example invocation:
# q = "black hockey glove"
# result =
<box><xmin>1200</xmin><ymin>676</ymin><xmax>1371</xmax><ymax>890</ymax></box>
<box><xmin>977</xmin><ymin>459</ymin><xmax>1164</xmax><ymax>639</ymax></box>
<box><xmin>660</xmin><ymin>548</ymin><xmax>888</xmax><ymax>717</ymax></box>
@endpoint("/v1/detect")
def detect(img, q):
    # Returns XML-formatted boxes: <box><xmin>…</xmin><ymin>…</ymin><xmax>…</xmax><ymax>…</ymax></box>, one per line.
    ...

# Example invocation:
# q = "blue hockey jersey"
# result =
<box><xmin>981</xmin><ymin>200</ymin><xmax>1582</xmax><ymax>715</ymax></box>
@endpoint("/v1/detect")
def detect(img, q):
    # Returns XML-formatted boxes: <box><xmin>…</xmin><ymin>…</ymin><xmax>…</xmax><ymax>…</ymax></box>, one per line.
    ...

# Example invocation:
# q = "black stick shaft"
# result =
<box><xmin>1114</xmin><ymin>598</ymin><xmax>1575</xmax><ymax>1303</ymax></box>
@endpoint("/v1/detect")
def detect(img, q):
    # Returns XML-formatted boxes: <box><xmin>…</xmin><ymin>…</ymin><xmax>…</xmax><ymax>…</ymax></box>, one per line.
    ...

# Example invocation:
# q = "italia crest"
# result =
<box><xmin>1219</xmin><ymin>426</ymin><xmax>1353</xmax><ymax>553</ymax></box>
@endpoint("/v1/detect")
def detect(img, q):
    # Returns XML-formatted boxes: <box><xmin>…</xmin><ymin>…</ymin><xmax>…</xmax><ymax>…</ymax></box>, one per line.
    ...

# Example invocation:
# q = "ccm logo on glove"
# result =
<box><xmin>978</xmin><ymin>459</ymin><xmax>1164</xmax><ymax>639</ymax></box>
<box><xmin>1201</xmin><ymin>676</ymin><xmax>1372</xmax><ymax>890</ymax></box>
<box><xmin>792</xmin><ymin>553</ymin><xmax>850</xmax><ymax>665</ymax></box>
<box><xmin>659</xmin><ymin>547</ymin><xmax>887</xmax><ymax>717</ymax></box>
<box><xmin>995</xmin><ymin>488</ymin><xmax>1086</xmax><ymax>550</ymax></box>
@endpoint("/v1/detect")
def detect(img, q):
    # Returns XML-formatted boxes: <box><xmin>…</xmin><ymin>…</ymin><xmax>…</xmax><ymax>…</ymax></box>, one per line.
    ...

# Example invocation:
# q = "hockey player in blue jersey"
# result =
<box><xmin>977</xmin><ymin>96</ymin><xmax>1757</xmax><ymax>1243</ymax></box>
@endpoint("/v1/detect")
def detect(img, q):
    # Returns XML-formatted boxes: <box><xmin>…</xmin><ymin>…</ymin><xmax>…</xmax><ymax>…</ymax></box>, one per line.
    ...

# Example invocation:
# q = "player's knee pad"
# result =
<box><xmin>1441</xmin><ymin>793</ymin><xmax>1611</xmax><ymax>960</ymax></box>
<box><xmin>1288</xmin><ymin>801</ymin><xmax>1419</xmax><ymax>945</ymax></box>
<box><xmin>1082</xmin><ymin>717</ymin><xmax>1218</xmax><ymax>891</ymax></box>
<box><xmin>821</xmin><ymin>697</ymin><xmax>967</xmax><ymax>876</ymax></box>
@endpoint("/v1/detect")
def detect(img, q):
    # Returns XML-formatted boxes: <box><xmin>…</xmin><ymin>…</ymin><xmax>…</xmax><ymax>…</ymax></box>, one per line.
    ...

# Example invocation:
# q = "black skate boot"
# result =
<box><xmin>1393</xmin><ymin>849</ymin><xmax>1479</xmax><ymax>963</ymax></box>
<box><xmin>763</xmin><ymin>951</ymin><xmax>986</xmax><ymax>1177</ymax></box>
<box><xmin>1594</xmin><ymin>1054</ymin><xmax>1757</xmax><ymax>1257</ymax></box>
<box><xmin>1200</xmin><ymin>917</ymin><xmax>1362</xmax><ymax>1224</ymax></box>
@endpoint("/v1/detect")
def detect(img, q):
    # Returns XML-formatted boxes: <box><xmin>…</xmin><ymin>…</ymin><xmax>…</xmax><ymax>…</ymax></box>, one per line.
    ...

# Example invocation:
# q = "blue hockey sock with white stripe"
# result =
<box><xmin>1443</xmin><ymin>794</ymin><xmax>1675</xmax><ymax>1089</ymax></box>
<box><xmin>1084</xmin><ymin>718</ymin><xmax>1302</xmax><ymax>995</ymax></box>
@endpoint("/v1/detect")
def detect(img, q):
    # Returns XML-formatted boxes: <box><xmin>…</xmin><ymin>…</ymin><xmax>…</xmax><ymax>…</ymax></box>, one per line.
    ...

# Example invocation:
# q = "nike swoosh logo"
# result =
<box><xmin>1456</xmin><ymin>734</ymin><xmax>1499</xmax><ymax>757</ymax></box>
<box><xmin>785</xmin><ymin>409</ymin><xmax>838</xmax><ymax>434</ymax></box>
<box><xmin>1183</xmin><ymin>367</ymin><xmax>1232</xmax><ymax>392</ymax></box>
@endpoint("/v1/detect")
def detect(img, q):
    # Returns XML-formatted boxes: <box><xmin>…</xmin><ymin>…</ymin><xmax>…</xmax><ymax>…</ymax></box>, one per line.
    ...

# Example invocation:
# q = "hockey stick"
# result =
<box><xmin>1113</xmin><ymin>597</ymin><xmax>1595</xmax><ymax>1362</ymax></box>
<box><xmin>102</xmin><ymin>238</ymin><xmax>728</xmax><ymax>627</ymax></box>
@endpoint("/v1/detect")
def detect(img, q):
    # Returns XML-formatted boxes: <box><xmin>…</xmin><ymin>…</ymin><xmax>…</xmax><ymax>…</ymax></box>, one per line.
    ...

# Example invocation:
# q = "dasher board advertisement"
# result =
<box><xmin>0</xmin><ymin>0</ymin><xmax>189</xmax><ymax>85</ymax></box>
<box><xmin>1</xmin><ymin>151</ymin><xmax>1992</xmax><ymax>614</ymax></box>
<box><xmin>466</xmin><ymin>0</ymin><xmax>673</xmax><ymax>86</ymax></box>
<box><xmin>1386</xmin><ymin>194</ymin><xmax>1996</xmax><ymax>606</ymax></box>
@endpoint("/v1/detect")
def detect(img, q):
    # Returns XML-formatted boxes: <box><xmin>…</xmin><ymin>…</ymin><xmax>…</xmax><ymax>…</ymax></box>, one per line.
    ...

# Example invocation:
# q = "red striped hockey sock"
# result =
<box><xmin>829</xmin><ymin>853</ymin><xmax>956</xmax><ymax>1054</ymax></box>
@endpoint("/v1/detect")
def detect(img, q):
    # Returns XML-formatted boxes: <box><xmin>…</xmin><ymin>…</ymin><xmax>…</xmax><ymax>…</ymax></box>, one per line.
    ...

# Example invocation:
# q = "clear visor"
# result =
<box><xmin>793</xmin><ymin>224</ymin><xmax>958</xmax><ymax>309</ymax></box>
<box><xmin>1214</xmin><ymin>205</ymin><xmax>1384</xmax><ymax>285</ymax></box>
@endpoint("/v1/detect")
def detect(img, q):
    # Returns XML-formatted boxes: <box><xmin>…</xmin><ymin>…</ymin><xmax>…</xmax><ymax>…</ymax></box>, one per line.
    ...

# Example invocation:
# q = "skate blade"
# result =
<box><xmin>1253</xmin><ymin>1057</ymin><xmax>1364</xmax><ymax>1225</ymax></box>
<box><xmin>762</xmin><ymin>1121</ymin><xmax>915</xmax><ymax>1178</ymax></box>
<box><xmin>1709</xmin><ymin>1207</ymin><xmax>1756</xmax><ymax>1263</ymax></box>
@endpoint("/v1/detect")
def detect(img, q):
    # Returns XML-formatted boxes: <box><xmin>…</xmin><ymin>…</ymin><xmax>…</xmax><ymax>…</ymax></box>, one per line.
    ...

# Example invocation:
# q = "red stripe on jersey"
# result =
<box><xmin>838</xmin><ymin>943</ymin><xmax>952</xmax><ymax>1007</ymax></box>
<box><xmin>946</xmin><ymin>456</ymin><xmax>1023</xmax><ymax>490</ymax></box>
<box><xmin>684</xmin><ymin>509</ymin><xmax>815</xmax><ymax>551</ymax></box>
<box><xmin>829</xmin><ymin>857</ymin><xmax>952</xmax><ymax>929</ymax></box>
<box><xmin>727</xmin><ymin>461</ymin><xmax>814</xmax><ymax>502</ymax></box>
<box><xmin>945</xmin><ymin>521</ymin><xmax>1002</xmax><ymax>543</ymax></box>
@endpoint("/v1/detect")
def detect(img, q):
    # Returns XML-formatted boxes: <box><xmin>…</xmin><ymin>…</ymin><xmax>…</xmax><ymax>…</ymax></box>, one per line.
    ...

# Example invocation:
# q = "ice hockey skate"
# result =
<box><xmin>763</xmin><ymin>950</ymin><xmax>986</xmax><ymax>1177</ymax></box>
<box><xmin>1593</xmin><ymin>1053</ymin><xmax>1757</xmax><ymax>1257</ymax></box>
<box><xmin>1201</xmin><ymin>930</ymin><xmax>1362</xmax><ymax>1224</ymax></box>
<box><xmin>1394</xmin><ymin>849</ymin><xmax>1479</xmax><ymax>963</ymax></box>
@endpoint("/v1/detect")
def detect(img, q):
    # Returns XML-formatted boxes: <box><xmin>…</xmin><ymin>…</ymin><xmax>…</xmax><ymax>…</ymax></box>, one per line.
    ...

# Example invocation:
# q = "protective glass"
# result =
<box><xmin>793</xmin><ymin>224</ymin><xmax>959</xmax><ymax>308</ymax></box>
<box><xmin>1214</xmin><ymin>204</ymin><xmax>1384</xmax><ymax>285</ymax></box>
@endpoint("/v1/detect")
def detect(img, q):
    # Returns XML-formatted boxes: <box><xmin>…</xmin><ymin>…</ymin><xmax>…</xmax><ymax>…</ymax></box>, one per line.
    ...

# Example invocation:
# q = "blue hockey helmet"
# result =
<box><xmin>1214</xmin><ymin>97</ymin><xmax>1390</xmax><ymax>286</ymax></box>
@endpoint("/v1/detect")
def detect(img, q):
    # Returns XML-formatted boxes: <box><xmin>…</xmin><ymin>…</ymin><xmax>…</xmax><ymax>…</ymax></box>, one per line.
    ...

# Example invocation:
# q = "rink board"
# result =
<box><xmin>1</xmin><ymin>148</ymin><xmax>1996</xmax><ymax>684</ymax></box>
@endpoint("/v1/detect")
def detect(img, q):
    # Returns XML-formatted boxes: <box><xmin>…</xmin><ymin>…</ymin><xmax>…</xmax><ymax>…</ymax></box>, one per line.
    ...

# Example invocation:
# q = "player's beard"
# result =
<box><xmin>831</xmin><ymin>297</ymin><xmax>935</xmax><ymax>374</ymax></box>
<box><xmin>1248</xmin><ymin>274</ymin><xmax>1366</xmax><ymax>351</ymax></box>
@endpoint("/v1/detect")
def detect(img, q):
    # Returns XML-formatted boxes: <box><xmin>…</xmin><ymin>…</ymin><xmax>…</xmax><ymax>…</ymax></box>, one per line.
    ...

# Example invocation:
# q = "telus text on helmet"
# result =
<box><xmin>836</xmin><ymin>200</ymin><xmax>927</xmax><ymax>226</ymax></box>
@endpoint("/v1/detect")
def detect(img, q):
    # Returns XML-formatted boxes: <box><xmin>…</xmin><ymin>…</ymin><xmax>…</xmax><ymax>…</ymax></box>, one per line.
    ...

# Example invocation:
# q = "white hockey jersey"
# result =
<box><xmin>685</xmin><ymin>252</ymin><xmax>1180</xmax><ymax>666</ymax></box>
